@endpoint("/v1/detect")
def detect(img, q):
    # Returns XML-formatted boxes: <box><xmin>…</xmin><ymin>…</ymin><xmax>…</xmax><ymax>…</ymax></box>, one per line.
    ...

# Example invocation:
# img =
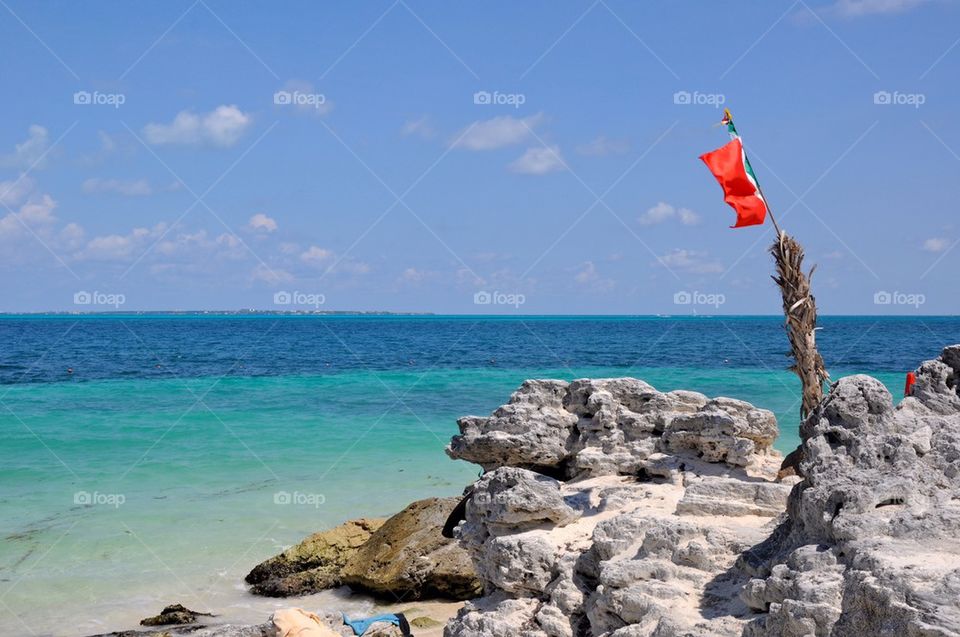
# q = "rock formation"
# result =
<box><xmin>445</xmin><ymin>378</ymin><xmax>789</xmax><ymax>636</ymax></box>
<box><xmin>340</xmin><ymin>497</ymin><xmax>483</xmax><ymax>600</ymax></box>
<box><xmin>140</xmin><ymin>603</ymin><xmax>214</xmax><ymax>626</ymax></box>
<box><xmin>443</xmin><ymin>359</ymin><xmax>960</xmax><ymax>637</ymax></box>
<box><xmin>246</xmin><ymin>518</ymin><xmax>384</xmax><ymax>596</ymax></box>
<box><xmin>741</xmin><ymin>345</ymin><xmax>960</xmax><ymax>636</ymax></box>
<box><xmin>246</xmin><ymin>498</ymin><xmax>480</xmax><ymax>601</ymax></box>
<box><xmin>448</xmin><ymin>378</ymin><xmax>779</xmax><ymax>480</ymax></box>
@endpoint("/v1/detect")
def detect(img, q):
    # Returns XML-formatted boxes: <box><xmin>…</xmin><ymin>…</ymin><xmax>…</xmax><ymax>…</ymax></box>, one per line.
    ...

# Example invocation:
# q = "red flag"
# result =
<box><xmin>699</xmin><ymin>137</ymin><xmax>767</xmax><ymax>228</ymax></box>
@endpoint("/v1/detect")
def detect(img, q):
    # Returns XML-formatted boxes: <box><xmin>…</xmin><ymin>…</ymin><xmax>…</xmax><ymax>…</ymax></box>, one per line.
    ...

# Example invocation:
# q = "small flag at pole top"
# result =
<box><xmin>699</xmin><ymin>109</ymin><xmax>768</xmax><ymax>228</ymax></box>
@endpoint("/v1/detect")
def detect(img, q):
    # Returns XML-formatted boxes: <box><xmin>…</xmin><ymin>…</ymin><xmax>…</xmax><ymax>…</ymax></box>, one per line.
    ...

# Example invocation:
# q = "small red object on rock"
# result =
<box><xmin>904</xmin><ymin>372</ymin><xmax>916</xmax><ymax>397</ymax></box>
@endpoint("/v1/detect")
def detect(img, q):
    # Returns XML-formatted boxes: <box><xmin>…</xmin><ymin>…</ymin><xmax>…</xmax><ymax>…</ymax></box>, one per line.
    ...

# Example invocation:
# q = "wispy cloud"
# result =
<box><xmin>573</xmin><ymin>260</ymin><xmax>615</xmax><ymax>290</ymax></box>
<box><xmin>452</xmin><ymin>113</ymin><xmax>543</xmax><ymax>151</ymax></box>
<box><xmin>923</xmin><ymin>237</ymin><xmax>950</xmax><ymax>252</ymax></box>
<box><xmin>818</xmin><ymin>0</ymin><xmax>931</xmax><ymax>18</ymax></box>
<box><xmin>1</xmin><ymin>125</ymin><xmax>51</xmax><ymax>169</ymax></box>
<box><xmin>0</xmin><ymin>176</ymin><xmax>35</xmax><ymax>206</ymax></box>
<box><xmin>300</xmin><ymin>245</ymin><xmax>334</xmax><ymax>263</ymax></box>
<box><xmin>577</xmin><ymin>135</ymin><xmax>630</xmax><ymax>156</ymax></box>
<box><xmin>0</xmin><ymin>193</ymin><xmax>58</xmax><ymax>239</ymax></box>
<box><xmin>248</xmin><ymin>213</ymin><xmax>278</xmax><ymax>233</ymax></box>
<box><xmin>82</xmin><ymin>178</ymin><xmax>153</xmax><ymax>196</ymax></box>
<box><xmin>401</xmin><ymin>116</ymin><xmax>436</xmax><ymax>140</ymax></box>
<box><xmin>75</xmin><ymin>224</ymin><xmax>167</xmax><ymax>261</ymax></box>
<box><xmin>508</xmin><ymin>145</ymin><xmax>566</xmax><ymax>175</ymax></box>
<box><xmin>638</xmin><ymin>202</ymin><xmax>700</xmax><ymax>226</ymax></box>
<box><xmin>657</xmin><ymin>249</ymin><xmax>723</xmax><ymax>274</ymax></box>
<box><xmin>143</xmin><ymin>105</ymin><xmax>252</xmax><ymax>147</ymax></box>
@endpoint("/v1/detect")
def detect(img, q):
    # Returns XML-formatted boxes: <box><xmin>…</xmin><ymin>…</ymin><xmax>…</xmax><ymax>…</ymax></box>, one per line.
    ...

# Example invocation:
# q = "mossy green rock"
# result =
<box><xmin>341</xmin><ymin>497</ymin><xmax>482</xmax><ymax>600</ymax></box>
<box><xmin>245</xmin><ymin>518</ymin><xmax>384</xmax><ymax>596</ymax></box>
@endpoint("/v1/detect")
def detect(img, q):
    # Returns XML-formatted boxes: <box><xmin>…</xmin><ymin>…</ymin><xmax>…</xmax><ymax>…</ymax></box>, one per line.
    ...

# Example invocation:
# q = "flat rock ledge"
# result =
<box><xmin>442</xmin><ymin>359</ymin><xmax>960</xmax><ymax>637</ymax></box>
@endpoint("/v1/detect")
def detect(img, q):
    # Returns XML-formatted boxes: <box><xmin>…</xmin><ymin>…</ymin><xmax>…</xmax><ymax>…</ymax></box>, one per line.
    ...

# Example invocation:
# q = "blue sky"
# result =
<box><xmin>1</xmin><ymin>0</ymin><xmax>958</xmax><ymax>314</ymax></box>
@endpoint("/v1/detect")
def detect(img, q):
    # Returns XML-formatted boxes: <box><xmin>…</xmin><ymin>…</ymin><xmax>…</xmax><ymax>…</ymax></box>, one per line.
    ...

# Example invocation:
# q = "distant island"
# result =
<box><xmin>0</xmin><ymin>310</ymin><xmax>437</xmax><ymax>316</ymax></box>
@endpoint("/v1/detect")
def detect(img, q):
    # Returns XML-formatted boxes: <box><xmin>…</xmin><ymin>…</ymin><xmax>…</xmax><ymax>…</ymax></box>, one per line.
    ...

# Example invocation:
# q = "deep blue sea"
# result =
<box><xmin>1</xmin><ymin>315</ymin><xmax>957</xmax><ymax>635</ymax></box>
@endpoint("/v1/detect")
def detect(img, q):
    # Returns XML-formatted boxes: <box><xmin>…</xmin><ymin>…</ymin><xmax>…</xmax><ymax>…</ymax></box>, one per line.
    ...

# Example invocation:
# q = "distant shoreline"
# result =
<box><xmin>0</xmin><ymin>312</ymin><xmax>958</xmax><ymax>319</ymax></box>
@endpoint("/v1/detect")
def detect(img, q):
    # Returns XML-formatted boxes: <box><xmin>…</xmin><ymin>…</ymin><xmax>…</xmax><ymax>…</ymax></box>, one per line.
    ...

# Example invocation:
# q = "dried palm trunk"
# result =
<box><xmin>770</xmin><ymin>232</ymin><xmax>829</xmax><ymax>476</ymax></box>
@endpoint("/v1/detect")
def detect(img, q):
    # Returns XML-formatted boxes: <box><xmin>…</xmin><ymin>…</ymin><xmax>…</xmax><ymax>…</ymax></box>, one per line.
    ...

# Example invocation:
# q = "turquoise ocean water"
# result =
<box><xmin>1</xmin><ymin>315</ymin><xmax>956</xmax><ymax>635</ymax></box>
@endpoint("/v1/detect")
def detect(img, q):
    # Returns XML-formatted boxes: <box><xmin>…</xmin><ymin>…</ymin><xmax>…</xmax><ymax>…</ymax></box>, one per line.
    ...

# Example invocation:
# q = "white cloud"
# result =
<box><xmin>577</xmin><ymin>136</ymin><xmax>630</xmax><ymax>156</ymax></box>
<box><xmin>150</xmin><ymin>228</ymin><xmax>249</xmax><ymax>261</ymax></box>
<box><xmin>923</xmin><ymin>237</ymin><xmax>950</xmax><ymax>253</ymax></box>
<box><xmin>826</xmin><ymin>0</ymin><xmax>930</xmax><ymax>17</ymax></box>
<box><xmin>638</xmin><ymin>201</ymin><xmax>700</xmax><ymax>226</ymax></box>
<box><xmin>400</xmin><ymin>267</ymin><xmax>427</xmax><ymax>283</ymax></box>
<box><xmin>76</xmin><ymin>223</ymin><xmax>166</xmax><ymax>261</ymax></box>
<box><xmin>657</xmin><ymin>249</ymin><xmax>723</xmax><ymax>274</ymax></box>
<box><xmin>0</xmin><ymin>176</ymin><xmax>35</xmax><ymax>206</ymax></box>
<box><xmin>18</xmin><ymin>194</ymin><xmax>57</xmax><ymax>224</ymax></box>
<box><xmin>251</xmin><ymin>263</ymin><xmax>294</xmax><ymax>284</ymax></box>
<box><xmin>97</xmin><ymin>131</ymin><xmax>118</xmax><ymax>154</ymax></box>
<box><xmin>248</xmin><ymin>213</ymin><xmax>278</xmax><ymax>233</ymax></box>
<box><xmin>452</xmin><ymin>113</ymin><xmax>543</xmax><ymax>151</ymax></box>
<box><xmin>2</xmin><ymin>125</ymin><xmax>50</xmax><ymax>169</ymax></box>
<box><xmin>79</xmin><ymin>131</ymin><xmax>123</xmax><ymax>166</ymax></box>
<box><xmin>0</xmin><ymin>187</ymin><xmax>57</xmax><ymax>240</ymax></box>
<box><xmin>82</xmin><ymin>178</ymin><xmax>153</xmax><ymax>196</ymax></box>
<box><xmin>401</xmin><ymin>116</ymin><xmax>435</xmax><ymax>140</ymax></box>
<box><xmin>336</xmin><ymin>260</ymin><xmax>371</xmax><ymax>275</ymax></box>
<box><xmin>575</xmin><ymin>261</ymin><xmax>599</xmax><ymax>284</ymax></box>
<box><xmin>143</xmin><ymin>105</ymin><xmax>252</xmax><ymax>147</ymax></box>
<box><xmin>215</xmin><ymin>232</ymin><xmax>247</xmax><ymax>259</ymax></box>
<box><xmin>573</xmin><ymin>260</ymin><xmax>614</xmax><ymax>290</ymax></box>
<box><xmin>0</xmin><ymin>214</ymin><xmax>21</xmax><ymax>239</ymax></box>
<box><xmin>58</xmin><ymin>223</ymin><xmax>85</xmax><ymax>250</ymax></box>
<box><xmin>300</xmin><ymin>246</ymin><xmax>334</xmax><ymax>263</ymax></box>
<box><xmin>639</xmin><ymin>202</ymin><xmax>674</xmax><ymax>225</ymax></box>
<box><xmin>509</xmin><ymin>145</ymin><xmax>566</xmax><ymax>175</ymax></box>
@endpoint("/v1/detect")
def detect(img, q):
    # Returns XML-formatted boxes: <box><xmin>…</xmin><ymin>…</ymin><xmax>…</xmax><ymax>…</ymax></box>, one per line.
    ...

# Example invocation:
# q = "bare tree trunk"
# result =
<box><xmin>770</xmin><ymin>232</ymin><xmax>829</xmax><ymax>476</ymax></box>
